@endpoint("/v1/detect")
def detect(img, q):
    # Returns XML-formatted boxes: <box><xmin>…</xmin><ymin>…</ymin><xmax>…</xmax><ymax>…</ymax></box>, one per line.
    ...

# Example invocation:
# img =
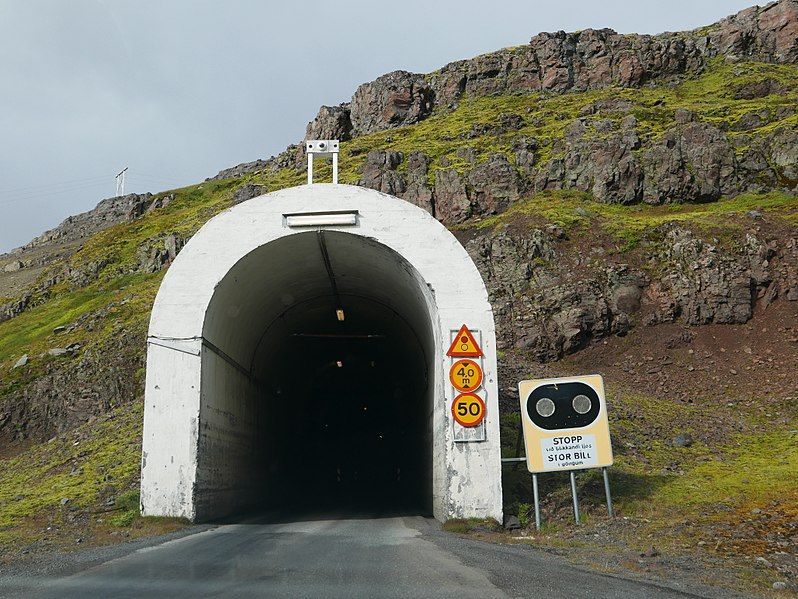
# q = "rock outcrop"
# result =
<box><xmin>467</xmin><ymin>221</ymin><xmax>798</xmax><ymax>360</ymax></box>
<box><xmin>305</xmin><ymin>105</ymin><xmax>353</xmax><ymax>141</ymax></box>
<box><xmin>299</xmin><ymin>1</ymin><xmax>798</xmax><ymax>137</ymax></box>
<box><xmin>198</xmin><ymin>1</ymin><xmax>798</xmax><ymax>224</ymax></box>
<box><xmin>22</xmin><ymin>193</ymin><xmax>153</xmax><ymax>250</ymax></box>
<box><xmin>350</xmin><ymin>71</ymin><xmax>434</xmax><ymax>135</ymax></box>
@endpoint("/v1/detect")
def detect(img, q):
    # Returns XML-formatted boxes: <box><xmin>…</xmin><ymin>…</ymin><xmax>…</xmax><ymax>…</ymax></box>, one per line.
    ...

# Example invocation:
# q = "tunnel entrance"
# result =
<box><xmin>142</xmin><ymin>184</ymin><xmax>503</xmax><ymax>523</ymax></box>
<box><xmin>197</xmin><ymin>232</ymin><xmax>434</xmax><ymax>518</ymax></box>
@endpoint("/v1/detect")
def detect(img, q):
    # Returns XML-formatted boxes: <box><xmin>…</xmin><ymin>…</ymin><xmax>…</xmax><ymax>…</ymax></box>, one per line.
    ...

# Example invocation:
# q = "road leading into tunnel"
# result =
<box><xmin>5</xmin><ymin>515</ymin><xmax>735</xmax><ymax>599</ymax></box>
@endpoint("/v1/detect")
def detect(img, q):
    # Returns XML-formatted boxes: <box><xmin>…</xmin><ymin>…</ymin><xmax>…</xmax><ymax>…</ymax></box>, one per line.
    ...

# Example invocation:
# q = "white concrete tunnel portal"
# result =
<box><xmin>141</xmin><ymin>184</ymin><xmax>503</xmax><ymax>523</ymax></box>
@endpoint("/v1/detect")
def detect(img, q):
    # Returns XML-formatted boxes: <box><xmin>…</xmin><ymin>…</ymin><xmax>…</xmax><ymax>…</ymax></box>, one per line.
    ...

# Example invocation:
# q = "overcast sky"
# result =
<box><xmin>0</xmin><ymin>0</ymin><xmax>757</xmax><ymax>252</ymax></box>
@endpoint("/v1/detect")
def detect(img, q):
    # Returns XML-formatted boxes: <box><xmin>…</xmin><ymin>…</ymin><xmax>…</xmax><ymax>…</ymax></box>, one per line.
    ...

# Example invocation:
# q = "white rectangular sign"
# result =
<box><xmin>540</xmin><ymin>434</ymin><xmax>598</xmax><ymax>471</ymax></box>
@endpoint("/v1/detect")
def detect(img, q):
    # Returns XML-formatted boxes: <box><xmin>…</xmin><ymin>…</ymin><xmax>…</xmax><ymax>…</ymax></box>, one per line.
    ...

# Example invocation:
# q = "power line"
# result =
<box><xmin>127</xmin><ymin>170</ymin><xmax>191</xmax><ymax>185</ymax></box>
<box><xmin>0</xmin><ymin>175</ymin><xmax>110</xmax><ymax>195</ymax></box>
<box><xmin>0</xmin><ymin>168</ymin><xmax>199</xmax><ymax>206</ymax></box>
<box><xmin>0</xmin><ymin>180</ymin><xmax>111</xmax><ymax>206</ymax></box>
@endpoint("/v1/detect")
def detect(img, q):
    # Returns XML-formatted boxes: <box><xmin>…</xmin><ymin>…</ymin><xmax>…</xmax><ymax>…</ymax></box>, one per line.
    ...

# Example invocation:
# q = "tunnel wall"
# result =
<box><xmin>195</xmin><ymin>348</ymin><xmax>262</xmax><ymax>520</ymax></box>
<box><xmin>142</xmin><ymin>184</ymin><xmax>503</xmax><ymax>522</ymax></box>
<box><xmin>141</xmin><ymin>339</ymin><xmax>201</xmax><ymax>519</ymax></box>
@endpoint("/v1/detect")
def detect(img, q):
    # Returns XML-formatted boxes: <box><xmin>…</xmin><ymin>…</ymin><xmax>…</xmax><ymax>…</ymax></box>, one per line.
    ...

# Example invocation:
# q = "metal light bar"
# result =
<box><xmin>284</xmin><ymin>210</ymin><xmax>358</xmax><ymax>228</ymax></box>
<box><xmin>306</xmin><ymin>139</ymin><xmax>339</xmax><ymax>184</ymax></box>
<box><xmin>292</xmin><ymin>333</ymin><xmax>386</xmax><ymax>339</ymax></box>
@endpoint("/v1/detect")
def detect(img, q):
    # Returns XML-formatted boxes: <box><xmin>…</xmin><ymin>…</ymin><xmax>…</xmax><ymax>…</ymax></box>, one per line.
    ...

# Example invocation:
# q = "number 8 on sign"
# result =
<box><xmin>451</xmin><ymin>393</ymin><xmax>486</xmax><ymax>427</ymax></box>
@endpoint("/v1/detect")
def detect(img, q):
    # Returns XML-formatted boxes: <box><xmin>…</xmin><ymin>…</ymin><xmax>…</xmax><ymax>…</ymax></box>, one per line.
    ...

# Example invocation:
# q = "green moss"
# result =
<box><xmin>655</xmin><ymin>430</ymin><xmax>798</xmax><ymax>509</ymax></box>
<box><xmin>108</xmin><ymin>490</ymin><xmax>141</xmax><ymax>527</ymax></box>
<box><xmin>0</xmin><ymin>273</ymin><xmax>161</xmax><ymax>373</ymax></box>
<box><xmin>442</xmin><ymin>518</ymin><xmax>500</xmax><ymax>534</ymax></box>
<box><xmin>471</xmin><ymin>190</ymin><xmax>797</xmax><ymax>251</ymax></box>
<box><xmin>0</xmin><ymin>401</ymin><xmax>143</xmax><ymax>543</ymax></box>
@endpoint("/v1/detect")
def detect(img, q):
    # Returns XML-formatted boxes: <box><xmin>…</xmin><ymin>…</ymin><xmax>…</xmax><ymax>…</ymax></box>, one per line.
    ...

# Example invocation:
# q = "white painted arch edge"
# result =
<box><xmin>141</xmin><ymin>183</ymin><xmax>503</xmax><ymax>522</ymax></box>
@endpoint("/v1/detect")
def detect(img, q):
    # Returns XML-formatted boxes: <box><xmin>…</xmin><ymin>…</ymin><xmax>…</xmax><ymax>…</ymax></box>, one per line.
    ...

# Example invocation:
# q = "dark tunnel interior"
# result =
<box><xmin>197</xmin><ymin>231</ymin><xmax>436</xmax><ymax>521</ymax></box>
<box><xmin>258</xmin><ymin>299</ymin><xmax>432</xmax><ymax>515</ymax></box>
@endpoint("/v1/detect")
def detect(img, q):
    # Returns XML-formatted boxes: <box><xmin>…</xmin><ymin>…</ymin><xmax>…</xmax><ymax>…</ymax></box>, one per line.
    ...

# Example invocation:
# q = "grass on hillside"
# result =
<box><xmin>302</xmin><ymin>59</ymin><xmax>798</xmax><ymax>185</ymax></box>
<box><xmin>0</xmin><ymin>273</ymin><xmax>161</xmax><ymax>393</ymax></box>
<box><xmin>0</xmin><ymin>402</ymin><xmax>143</xmax><ymax>548</ymax></box>
<box><xmin>0</xmin><ymin>400</ymin><xmax>187</xmax><ymax>555</ymax></box>
<box><xmin>471</xmin><ymin>189</ymin><xmax>798</xmax><ymax>251</ymax></box>
<box><xmin>500</xmin><ymin>388</ymin><xmax>798</xmax><ymax>561</ymax></box>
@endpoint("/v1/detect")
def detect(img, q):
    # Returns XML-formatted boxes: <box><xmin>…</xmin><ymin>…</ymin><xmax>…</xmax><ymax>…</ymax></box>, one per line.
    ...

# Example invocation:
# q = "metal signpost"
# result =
<box><xmin>306</xmin><ymin>140</ymin><xmax>340</xmax><ymax>184</ymax></box>
<box><xmin>515</xmin><ymin>375</ymin><xmax>614</xmax><ymax>529</ymax></box>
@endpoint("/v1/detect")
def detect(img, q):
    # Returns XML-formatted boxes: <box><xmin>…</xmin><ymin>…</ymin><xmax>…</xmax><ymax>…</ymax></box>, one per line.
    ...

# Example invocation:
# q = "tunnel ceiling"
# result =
<box><xmin>203</xmin><ymin>231</ymin><xmax>434</xmax><ymax>371</ymax></box>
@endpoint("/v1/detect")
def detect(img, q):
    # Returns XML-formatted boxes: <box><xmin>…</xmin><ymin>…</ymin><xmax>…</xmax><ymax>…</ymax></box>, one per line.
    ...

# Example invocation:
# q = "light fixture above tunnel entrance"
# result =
<box><xmin>141</xmin><ymin>184</ymin><xmax>503</xmax><ymax>524</ymax></box>
<box><xmin>284</xmin><ymin>210</ymin><xmax>359</xmax><ymax>228</ymax></box>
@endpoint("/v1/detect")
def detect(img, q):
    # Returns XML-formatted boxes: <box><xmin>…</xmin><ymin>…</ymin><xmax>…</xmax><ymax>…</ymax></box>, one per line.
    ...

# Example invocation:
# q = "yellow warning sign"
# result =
<box><xmin>446</xmin><ymin>325</ymin><xmax>483</xmax><ymax>358</ymax></box>
<box><xmin>449</xmin><ymin>359</ymin><xmax>483</xmax><ymax>393</ymax></box>
<box><xmin>517</xmin><ymin>375</ymin><xmax>613</xmax><ymax>474</ymax></box>
<box><xmin>451</xmin><ymin>393</ymin><xmax>486</xmax><ymax>427</ymax></box>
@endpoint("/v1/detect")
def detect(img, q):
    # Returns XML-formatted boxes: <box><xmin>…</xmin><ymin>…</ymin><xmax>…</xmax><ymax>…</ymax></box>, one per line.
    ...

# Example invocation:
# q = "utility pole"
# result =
<box><xmin>116</xmin><ymin>167</ymin><xmax>128</xmax><ymax>196</ymax></box>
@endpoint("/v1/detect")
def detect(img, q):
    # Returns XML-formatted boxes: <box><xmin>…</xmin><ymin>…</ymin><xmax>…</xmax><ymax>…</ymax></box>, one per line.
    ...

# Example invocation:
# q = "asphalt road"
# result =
<box><xmin>0</xmin><ymin>515</ymin><xmax>742</xmax><ymax>599</ymax></box>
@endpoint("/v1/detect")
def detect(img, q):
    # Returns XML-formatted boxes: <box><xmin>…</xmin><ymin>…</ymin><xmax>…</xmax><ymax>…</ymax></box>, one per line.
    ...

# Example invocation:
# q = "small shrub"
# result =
<box><xmin>517</xmin><ymin>502</ymin><xmax>533</xmax><ymax>528</ymax></box>
<box><xmin>109</xmin><ymin>490</ymin><xmax>140</xmax><ymax>527</ymax></box>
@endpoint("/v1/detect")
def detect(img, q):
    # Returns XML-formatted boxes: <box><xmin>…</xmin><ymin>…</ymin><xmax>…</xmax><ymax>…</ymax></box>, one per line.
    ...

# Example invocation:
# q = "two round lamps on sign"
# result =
<box><xmin>535</xmin><ymin>394</ymin><xmax>593</xmax><ymax>418</ymax></box>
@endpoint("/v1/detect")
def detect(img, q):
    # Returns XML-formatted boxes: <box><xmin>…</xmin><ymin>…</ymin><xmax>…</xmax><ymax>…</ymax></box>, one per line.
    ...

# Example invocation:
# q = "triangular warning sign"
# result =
<box><xmin>447</xmin><ymin>325</ymin><xmax>483</xmax><ymax>357</ymax></box>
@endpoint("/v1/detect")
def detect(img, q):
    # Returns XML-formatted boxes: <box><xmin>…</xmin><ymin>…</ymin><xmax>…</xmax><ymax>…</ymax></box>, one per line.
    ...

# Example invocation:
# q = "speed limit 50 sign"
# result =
<box><xmin>451</xmin><ymin>393</ymin><xmax>486</xmax><ymax>427</ymax></box>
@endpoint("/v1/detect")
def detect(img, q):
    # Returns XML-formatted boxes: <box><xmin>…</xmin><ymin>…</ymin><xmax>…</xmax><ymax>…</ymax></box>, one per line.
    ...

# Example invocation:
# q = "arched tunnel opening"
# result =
<box><xmin>196</xmin><ymin>230</ymin><xmax>435</xmax><ymax>521</ymax></box>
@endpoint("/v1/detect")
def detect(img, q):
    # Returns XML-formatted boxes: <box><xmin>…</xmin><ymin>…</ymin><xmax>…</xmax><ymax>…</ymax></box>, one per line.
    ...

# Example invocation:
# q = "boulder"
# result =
<box><xmin>434</xmin><ymin>169</ymin><xmax>471</xmax><ymax>225</ymax></box>
<box><xmin>3</xmin><ymin>260</ymin><xmax>23</xmax><ymax>273</ymax></box>
<box><xmin>232</xmin><ymin>184</ymin><xmax>267</xmax><ymax>205</ymax></box>
<box><xmin>468</xmin><ymin>155</ymin><xmax>522</xmax><ymax>216</ymax></box>
<box><xmin>768</xmin><ymin>129</ymin><xmax>798</xmax><ymax>188</ymax></box>
<box><xmin>350</xmin><ymin>71</ymin><xmax>434</xmax><ymax>135</ymax></box>
<box><xmin>733</xmin><ymin>78</ymin><xmax>788</xmax><ymax>100</ymax></box>
<box><xmin>654</xmin><ymin>228</ymin><xmax>754</xmax><ymax>324</ymax></box>
<box><xmin>512</xmin><ymin>137</ymin><xmax>538</xmax><ymax>175</ymax></box>
<box><xmin>358</xmin><ymin>150</ymin><xmax>405</xmax><ymax>196</ymax></box>
<box><xmin>401</xmin><ymin>152</ymin><xmax>434</xmax><ymax>215</ymax></box>
<box><xmin>305</xmin><ymin>105</ymin><xmax>353</xmax><ymax>141</ymax></box>
<box><xmin>146</xmin><ymin>193</ymin><xmax>175</xmax><ymax>213</ymax></box>
<box><xmin>541</xmin><ymin>117</ymin><xmax>643</xmax><ymax>204</ymax></box>
<box><xmin>503</xmin><ymin>515</ymin><xmax>521</xmax><ymax>530</ymax></box>
<box><xmin>708</xmin><ymin>0</ymin><xmax>798</xmax><ymax>64</ymax></box>
<box><xmin>642</xmin><ymin>123</ymin><xmax>737</xmax><ymax>204</ymax></box>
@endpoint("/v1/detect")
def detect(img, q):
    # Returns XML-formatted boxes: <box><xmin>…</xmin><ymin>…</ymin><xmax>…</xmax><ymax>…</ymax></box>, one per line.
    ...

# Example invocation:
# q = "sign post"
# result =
<box><xmin>517</xmin><ymin>375</ymin><xmax>614</xmax><ymax>528</ymax></box>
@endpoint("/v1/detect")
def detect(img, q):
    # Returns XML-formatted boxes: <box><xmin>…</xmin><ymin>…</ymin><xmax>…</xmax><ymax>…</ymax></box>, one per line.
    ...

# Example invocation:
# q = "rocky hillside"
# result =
<box><xmin>0</xmin><ymin>1</ymin><xmax>797</xmax><ymax>592</ymax></box>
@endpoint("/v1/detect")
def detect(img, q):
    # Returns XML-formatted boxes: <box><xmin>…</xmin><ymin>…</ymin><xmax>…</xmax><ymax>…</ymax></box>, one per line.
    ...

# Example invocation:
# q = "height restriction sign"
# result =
<box><xmin>449</xmin><ymin>358</ymin><xmax>483</xmax><ymax>393</ymax></box>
